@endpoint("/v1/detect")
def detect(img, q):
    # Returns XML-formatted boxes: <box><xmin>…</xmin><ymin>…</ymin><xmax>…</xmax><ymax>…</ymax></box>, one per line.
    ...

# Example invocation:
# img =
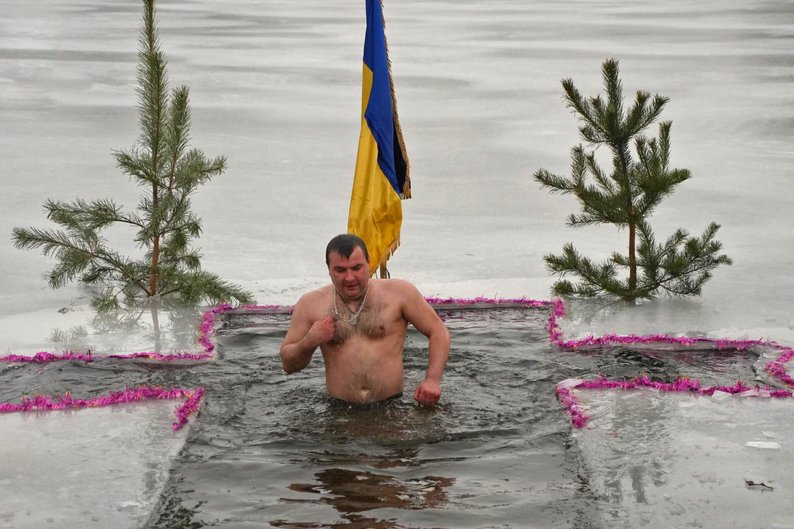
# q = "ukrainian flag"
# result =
<box><xmin>347</xmin><ymin>0</ymin><xmax>411</xmax><ymax>277</ymax></box>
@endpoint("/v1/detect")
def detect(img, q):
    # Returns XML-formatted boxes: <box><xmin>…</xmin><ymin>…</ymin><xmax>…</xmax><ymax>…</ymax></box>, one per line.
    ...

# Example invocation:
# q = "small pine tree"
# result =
<box><xmin>534</xmin><ymin>59</ymin><xmax>731</xmax><ymax>303</ymax></box>
<box><xmin>12</xmin><ymin>0</ymin><xmax>253</xmax><ymax>311</ymax></box>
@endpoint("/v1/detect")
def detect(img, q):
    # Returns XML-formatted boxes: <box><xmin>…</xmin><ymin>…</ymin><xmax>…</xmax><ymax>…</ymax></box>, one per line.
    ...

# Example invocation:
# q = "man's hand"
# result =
<box><xmin>413</xmin><ymin>377</ymin><xmax>442</xmax><ymax>405</ymax></box>
<box><xmin>303</xmin><ymin>315</ymin><xmax>336</xmax><ymax>349</ymax></box>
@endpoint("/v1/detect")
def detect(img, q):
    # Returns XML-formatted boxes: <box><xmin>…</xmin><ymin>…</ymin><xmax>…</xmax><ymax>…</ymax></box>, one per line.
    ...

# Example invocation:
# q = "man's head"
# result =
<box><xmin>325</xmin><ymin>234</ymin><xmax>370</xmax><ymax>265</ymax></box>
<box><xmin>326</xmin><ymin>234</ymin><xmax>370</xmax><ymax>301</ymax></box>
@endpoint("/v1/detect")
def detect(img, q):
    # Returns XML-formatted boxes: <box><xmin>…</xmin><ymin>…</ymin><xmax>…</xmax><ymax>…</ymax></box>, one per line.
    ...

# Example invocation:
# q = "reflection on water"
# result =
<box><xmin>47</xmin><ymin>302</ymin><xmax>203</xmax><ymax>357</ymax></box>
<box><xmin>286</xmin><ymin>468</ymin><xmax>454</xmax><ymax>512</ymax></box>
<box><xmin>278</xmin><ymin>409</ymin><xmax>456</xmax><ymax>526</ymax></box>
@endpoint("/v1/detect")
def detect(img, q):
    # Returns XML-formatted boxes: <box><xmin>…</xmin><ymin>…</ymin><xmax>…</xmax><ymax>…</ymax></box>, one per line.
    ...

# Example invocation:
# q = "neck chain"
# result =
<box><xmin>333</xmin><ymin>286</ymin><xmax>369</xmax><ymax>326</ymax></box>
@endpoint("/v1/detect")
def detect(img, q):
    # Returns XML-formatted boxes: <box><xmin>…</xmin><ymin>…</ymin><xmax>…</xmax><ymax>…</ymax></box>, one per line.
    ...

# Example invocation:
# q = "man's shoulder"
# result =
<box><xmin>294</xmin><ymin>285</ymin><xmax>332</xmax><ymax>310</ymax></box>
<box><xmin>374</xmin><ymin>278</ymin><xmax>421</xmax><ymax>301</ymax></box>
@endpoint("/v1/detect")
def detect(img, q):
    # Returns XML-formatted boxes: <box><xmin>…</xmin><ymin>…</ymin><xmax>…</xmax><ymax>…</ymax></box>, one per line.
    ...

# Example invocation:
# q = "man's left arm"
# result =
<box><xmin>399</xmin><ymin>281</ymin><xmax>450</xmax><ymax>405</ymax></box>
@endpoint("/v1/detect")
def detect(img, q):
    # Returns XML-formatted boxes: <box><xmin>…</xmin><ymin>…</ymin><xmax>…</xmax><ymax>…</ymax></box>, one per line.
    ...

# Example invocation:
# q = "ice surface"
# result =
<box><xmin>1</xmin><ymin>305</ymin><xmax>204</xmax><ymax>358</ymax></box>
<box><xmin>572</xmin><ymin>388</ymin><xmax>794</xmax><ymax>528</ymax></box>
<box><xmin>1</xmin><ymin>0</ymin><xmax>793</xmax><ymax>344</ymax></box>
<box><xmin>0</xmin><ymin>401</ymin><xmax>188</xmax><ymax>529</ymax></box>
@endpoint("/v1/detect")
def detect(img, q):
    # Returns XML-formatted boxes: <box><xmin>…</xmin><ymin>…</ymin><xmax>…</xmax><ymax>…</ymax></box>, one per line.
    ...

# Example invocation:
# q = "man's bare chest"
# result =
<box><xmin>330</xmin><ymin>302</ymin><xmax>388</xmax><ymax>343</ymax></box>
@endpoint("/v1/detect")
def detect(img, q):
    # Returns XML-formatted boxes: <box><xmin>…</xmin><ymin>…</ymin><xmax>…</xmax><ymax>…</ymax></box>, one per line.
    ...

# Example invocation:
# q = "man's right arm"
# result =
<box><xmin>280</xmin><ymin>297</ymin><xmax>335</xmax><ymax>373</ymax></box>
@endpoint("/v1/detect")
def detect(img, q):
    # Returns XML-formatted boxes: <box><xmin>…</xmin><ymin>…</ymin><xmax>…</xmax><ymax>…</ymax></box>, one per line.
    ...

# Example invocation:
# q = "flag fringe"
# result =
<box><xmin>374</xmin><ymin>235</ymin><xmax>401</xmax><ymax>277</ymax></box>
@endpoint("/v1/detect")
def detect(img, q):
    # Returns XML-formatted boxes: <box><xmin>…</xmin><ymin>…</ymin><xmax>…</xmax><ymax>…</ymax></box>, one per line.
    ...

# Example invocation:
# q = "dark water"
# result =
<box><xmin>0</xmin><ymin>307</ymin><xmax>766</xmax><ymax>528</ymax></box>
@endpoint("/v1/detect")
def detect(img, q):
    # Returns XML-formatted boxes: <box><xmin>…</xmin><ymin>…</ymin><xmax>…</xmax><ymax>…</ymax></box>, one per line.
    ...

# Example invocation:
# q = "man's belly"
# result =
<box><xmin>322</xmin><ymin>343</ymin><xmax>404</xmax><ymax>403</ymax></box>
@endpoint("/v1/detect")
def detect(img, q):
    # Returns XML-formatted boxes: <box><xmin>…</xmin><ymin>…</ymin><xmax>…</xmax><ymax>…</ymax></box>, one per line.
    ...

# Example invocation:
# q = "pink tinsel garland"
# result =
<box><xmin>0</xmin><ymin>351</ymin><xmax>94</xmax><ymax>364</ymax></box>
<box><xmin>556</xmin><ymin>375</ymin><xmax>793</xmax><ymax>430</ymax></box>
<box><xmin>423</xmin><ymin>296</ymin><xmax>553</xmax><ymax>309</ymax></box>
<box><xmin>0</xmin><ymin>386</ymin><xmax>204</xmax><ymax>431</ymax></box>
<box><xmin>107</xmin><ymin>351</ymin><xmax>213</xmax><ymax>362</ymax></box>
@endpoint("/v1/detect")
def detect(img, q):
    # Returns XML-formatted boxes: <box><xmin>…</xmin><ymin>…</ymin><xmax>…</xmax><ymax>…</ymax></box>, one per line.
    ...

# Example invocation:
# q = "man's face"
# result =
<box><xmin>328</xmin><ymin>246</ymin><xmax>370</xmax><ymax>301</ymax></box>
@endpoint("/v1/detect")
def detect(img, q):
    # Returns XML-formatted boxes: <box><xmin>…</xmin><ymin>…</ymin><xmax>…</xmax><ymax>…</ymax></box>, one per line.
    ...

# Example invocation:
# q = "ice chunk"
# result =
<box><xmin>745</xmin><ymin>441</ymin><xmax>781</xmax><ymax>450</ymax></box>
<box><xmin>0</xmin><ymin>401</ymin><xmax>188</xmax><ymax>529</ymax></box>
<box><xmin>571</xmin><ymin>389</ymin><xmax>794</xmax><ymax>528</ymax></box>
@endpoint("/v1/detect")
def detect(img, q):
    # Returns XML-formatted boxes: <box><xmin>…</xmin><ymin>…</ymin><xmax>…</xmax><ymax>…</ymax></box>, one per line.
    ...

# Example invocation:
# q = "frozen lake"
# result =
<box><xmin>1</xmin><ymin>0</ymin><xmax>794</xmax><ymax>527</ymax></box>
<box><xmin>1</xmin><ymin>0</ymin><xmax>793</xmax><ymax>344</ymax></box>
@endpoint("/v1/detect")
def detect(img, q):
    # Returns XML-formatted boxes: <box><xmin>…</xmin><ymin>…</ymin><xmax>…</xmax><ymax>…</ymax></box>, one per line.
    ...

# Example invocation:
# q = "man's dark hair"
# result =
<box><xmin>326</xmin><ymin>234</ymin><xmax>370</xmax><ymax>265</ymax></box>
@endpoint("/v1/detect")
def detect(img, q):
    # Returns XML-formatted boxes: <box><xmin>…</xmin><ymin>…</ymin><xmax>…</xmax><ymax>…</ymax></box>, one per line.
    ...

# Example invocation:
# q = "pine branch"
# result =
<box><xmin>158</xmin><ymin>269</ymin><xmax>253</xmax><ymax>305</ymax></box>
<box><xmin>634</xmin><ymin>222</ymin><xmax>732</xmax><ymax>298</ymax></box>
<box><xmin>174</xmin><ymin>150</ymin><xmax>226</xmax><ymax>190</ymax></box>
<box><xmin>534</xmin><ymin>168</ymin><xmax>577</xmax><ymax>194</ymax></box>
<box><xmin>115</xmin><ymin>148</ymin><xmax>158</xmax><ymax>186</ymax></box>
<box><xmin>12</xmin><ymin>227</ymin><xmax>97</xmax><ymax>259</ymax></box>
<box><xmin>544</xmin><ymin>243</ymin><xmax>628</xmax><ymax>298</ymax></box>
<box><xmin>45</xmin><ymin>198</ymin><xmax>144</xmax><ymax>231</ymax></box>
<box><xmin>584</xmin><ymin>151</ymin><xmax>615</xmax><ymax>195</ymax></box>
<box><xmin>164</xmin><ymin>85</ymin><xmax>192</xmax><ymax>197</ymax></box>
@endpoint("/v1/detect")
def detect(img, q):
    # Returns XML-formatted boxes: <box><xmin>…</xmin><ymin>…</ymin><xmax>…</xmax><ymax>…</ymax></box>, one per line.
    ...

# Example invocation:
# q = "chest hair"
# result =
<box><xmin>329</xmin><ymin>302</ymin><xmax>386</xmax><ymax>344</ymax></box>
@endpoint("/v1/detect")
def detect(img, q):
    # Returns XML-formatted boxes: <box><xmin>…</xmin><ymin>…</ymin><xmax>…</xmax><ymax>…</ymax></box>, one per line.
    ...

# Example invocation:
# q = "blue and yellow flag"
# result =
<box><xmin>347</xmin><ymin>0</ymin><xmax>411</xmax><ymax>277</ymax></box>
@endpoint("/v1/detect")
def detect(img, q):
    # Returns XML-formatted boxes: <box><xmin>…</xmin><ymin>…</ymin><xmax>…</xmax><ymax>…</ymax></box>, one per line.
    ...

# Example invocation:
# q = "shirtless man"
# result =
<box><xmin>279</xmin><ymin>234</ymin><xmax>450</xmax><ymax>405</ymax></box>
